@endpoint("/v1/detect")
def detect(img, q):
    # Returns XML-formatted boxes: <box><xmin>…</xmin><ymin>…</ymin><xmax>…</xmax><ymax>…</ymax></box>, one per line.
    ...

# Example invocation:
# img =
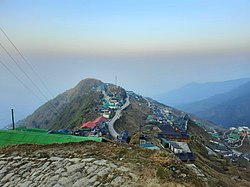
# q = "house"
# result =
<box><xmin>176</xmin><ymin>153</ymin><xmax>195</xmax><ymax>162</ymax></box>
<box><xmin>93</xmin><ymin>116</ymin><xmax>107</xmax><ymax>125</ymax></box>
<box><xmin>207</xmin><ymin>141</ymin><xmax>229</xmax><ymax>153</ymax></box>
<box><xmin>108</xmin><ymin>103</ymin><xmax>118</xmax><ymax>109</ymax></box>
<box><xmin>118</xmin><ymin>130</ymin><xmax>129</xmax><ymax>143</ymax></box>
<box><xmin>237</xmin><ymin>153</ymin><xmax>250</xmax><ymax>168</ymax></box>
<box><xmin>158</xmin><ymin>124</ymin><xmax>190</xmax><ymax>142</ymax></box>
<box><xmin>170</xmin><ymin>142</ymin><xmax>183</xmax><ymax>154</ymax></box>
<box><xmin>102</xmin><ymin>109</ymin><xmax>111</xmax><ymax>118</ymax></box>
<box><xmin>139</xmin><ymin>143</ymin><xmax>160</xmax><ymax>150</ymax></box>
<box><xmin>139</xmin><ymin>135</ymin><xmax>147</xmax><ymax>145</ymax></box>
<box><xmin>229</xmin><ymin>127</ymin><xmax>237</xmax><ymax>131</ymax></box>
<box><xmin>146</xmin><ymin>115</ymin><xmax>157</xmax><ymax>123</ymax></box>
<box><xmin>80</xmin><ymin>121</ymin><xmax>97</xmax><ymax>130</ymax></box>
<box><xmin>208</xmin><ymin>132</ymin><xmax>220</xmax><ymax>139</ymax></box>
<box><xmin>228</xmin><ymin>133</ymin><xmax>241</xmax><ymax>140</ymax></box>
<box><xmin>175</xmin><ymin>142</ymin><xmax>191</xmax><ymax>153</ymax></box>
<box><xmin>109</xmin><ymin>97</ymin><xmax>119</xmax><ymax>103</ymax></box>
<box><xmin>161</xmin><ymin>138</ymin><xmax>170</xmax><ymax>148</ymax></box>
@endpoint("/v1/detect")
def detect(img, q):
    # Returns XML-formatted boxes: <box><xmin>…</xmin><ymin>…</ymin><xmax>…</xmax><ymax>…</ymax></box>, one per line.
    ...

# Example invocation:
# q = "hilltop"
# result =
<box><xmin>18</xmin><ymin>78</ymin><xmax>125</xmax><ymax>130</ymax></box>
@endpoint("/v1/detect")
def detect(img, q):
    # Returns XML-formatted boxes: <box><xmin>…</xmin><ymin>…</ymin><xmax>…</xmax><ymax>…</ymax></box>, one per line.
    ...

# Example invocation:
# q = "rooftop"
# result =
<box><xmin>139</xmin><ymin>144</ymin><xmax>160</xmax><ymax>150</ymax></box>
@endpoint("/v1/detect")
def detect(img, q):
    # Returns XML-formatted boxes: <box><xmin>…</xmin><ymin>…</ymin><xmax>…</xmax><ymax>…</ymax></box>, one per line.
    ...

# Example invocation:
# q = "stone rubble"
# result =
<box><xmin>0</xmin><ymin>154</ymin><xmax>139</xmax><ymax>187</ymax></box>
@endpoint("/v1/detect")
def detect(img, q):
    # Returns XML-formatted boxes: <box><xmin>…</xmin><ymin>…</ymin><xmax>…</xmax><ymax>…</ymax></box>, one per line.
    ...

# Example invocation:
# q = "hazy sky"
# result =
<box><xmin>0</xmin><ymin>0</ymin><xmax>250</xmax><ymax>126</ymax></box>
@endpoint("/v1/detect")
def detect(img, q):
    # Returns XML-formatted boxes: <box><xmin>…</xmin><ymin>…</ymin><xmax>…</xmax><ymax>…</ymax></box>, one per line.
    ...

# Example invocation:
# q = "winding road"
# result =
<box><xmin>144</xmin><ymin>97</ymin><xmax>151</xmax><ymax>107</ymax></box>
<box><xmin>105</xmin><ymin>92</ymin><xmax>130</xmax><ymax>139</ymax></box>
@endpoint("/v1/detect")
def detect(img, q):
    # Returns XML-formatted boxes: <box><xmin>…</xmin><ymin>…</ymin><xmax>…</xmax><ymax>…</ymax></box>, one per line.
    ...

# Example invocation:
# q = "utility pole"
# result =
<box><xmin>139</xmin><ymin>106</ymin><xmax>142</xmax><ymax>144</ymax></box>
<box><xmin>11</xmin><ymin>109</ymin><xmax>15</xmax><ymax>130</ymax></box>
<box><xmin>115</xmin><ymin>76</ymin><xmax>117</xmax><ymax>87</ymax></box>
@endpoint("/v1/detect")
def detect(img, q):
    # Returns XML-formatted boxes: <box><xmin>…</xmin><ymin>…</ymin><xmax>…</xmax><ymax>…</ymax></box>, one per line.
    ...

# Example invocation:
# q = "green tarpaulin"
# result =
<box><xmin>0</xmin><ymin>130</ymin><xmax>102</xmax><ymax>147</ymax></box>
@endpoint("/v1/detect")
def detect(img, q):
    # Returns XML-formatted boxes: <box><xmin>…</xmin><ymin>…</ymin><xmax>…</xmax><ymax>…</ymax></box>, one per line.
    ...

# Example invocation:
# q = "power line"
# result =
<box><xmin>0</xmin><ymin>59</ymin><xmax>58</xmax><ymax>117</ymax></box>
<box><xmin>0</xmin><ymin>42</ymin><xmax>59</xmax><ymax>114</ymax></box>
<box><xmin>0</xmin><ymin>26</ymin><xmax>56</xmax><ymax>99</ymax></box>
<box><xmin>0</xmin><ymin>59</ymin><xmax>44</xmax><ymax>103</ymax></box>
<box><xmin>0</xmin><ymin>27</ymin><xmax>59</xmax><ymax>113</ymax></box>
<box><xmin>0</xmin><ymin>42</ymin><xmax>48</xmax><ymax>101</ymax></box>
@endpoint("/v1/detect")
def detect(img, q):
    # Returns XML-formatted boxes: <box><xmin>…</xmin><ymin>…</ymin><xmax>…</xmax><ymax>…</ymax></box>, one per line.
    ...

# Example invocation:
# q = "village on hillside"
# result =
<box><xmin>195</xmin><ymin>121</ymin><xmax>250</xmax><ymax>168</ymax></box>
<box><xmin>1</xmin><ymin>83</ymin><xmax>250</xmax><ymax>170</ymax></box>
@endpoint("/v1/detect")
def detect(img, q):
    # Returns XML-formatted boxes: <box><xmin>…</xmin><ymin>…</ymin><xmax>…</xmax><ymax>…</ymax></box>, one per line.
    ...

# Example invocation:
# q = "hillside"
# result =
<box><xmin>179</xmin><ymin>81</ymin><xmax>250</xmax><ymax>127</ymax></box>
<box><xmin>115</xmin><ymin>94</ymin><xmax>220</xmax><ymax>136</ymax></box>
<box><xmin>18</xmin><ymin>78</ymin><xmax>105</xmax><ymax>129</ymax></box>
<box><xmin>187</xmin><ymin>120</ymin><xmax>250</xmax><ymax>187</ymax></box>
<box><xmin>155</xmin><ymin>78</ymin><xmax>250</xmax><ymax>106</ymax></box>
<box><xmin>3</xmin><ymin>78</ymin><xmax>250</xmax><ymax>187</ymax></box>
<box><xmin>114</xmin><ymin>95</ymin><xmax>150</xmax><ymax>135</ymax></box>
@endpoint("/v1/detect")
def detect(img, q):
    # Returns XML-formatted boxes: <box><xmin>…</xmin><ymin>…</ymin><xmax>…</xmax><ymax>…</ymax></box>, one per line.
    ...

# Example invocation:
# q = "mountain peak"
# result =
<box><xmin>71</xmin><ymin>78</ymin><xmax>103</xmax><ymax>93</ymax></box>
<box><xmin>77</xmin><ymin>78</ymin><xmax>103</xmax><ymax>86</ymax></box>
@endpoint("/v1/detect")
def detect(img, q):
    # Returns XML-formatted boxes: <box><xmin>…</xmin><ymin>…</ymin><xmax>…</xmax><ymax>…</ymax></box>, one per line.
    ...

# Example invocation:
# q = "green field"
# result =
<box><xmin>0</xmin><ymin>130</ymin><xmax>102</xmax><ymax>147</ymax></box>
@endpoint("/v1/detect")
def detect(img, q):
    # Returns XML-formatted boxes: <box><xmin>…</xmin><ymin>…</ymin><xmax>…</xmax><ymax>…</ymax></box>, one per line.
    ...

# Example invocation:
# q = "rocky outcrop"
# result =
<box><xmin>0</xmin><ymin>155</ymin><xmax>138</xmax><ymax>187</ymax></box>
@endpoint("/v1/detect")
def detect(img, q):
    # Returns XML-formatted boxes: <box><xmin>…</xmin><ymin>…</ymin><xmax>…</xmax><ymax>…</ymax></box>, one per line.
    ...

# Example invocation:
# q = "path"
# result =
<box><xmin>144</xmin><ymin>97</ymin><xmax>151</xmax><ymax>107</ymax></box>
<box><xmin>103</xmin><ymin>91</ymin><xmax>130</xmax><ymax>139</ymax></box>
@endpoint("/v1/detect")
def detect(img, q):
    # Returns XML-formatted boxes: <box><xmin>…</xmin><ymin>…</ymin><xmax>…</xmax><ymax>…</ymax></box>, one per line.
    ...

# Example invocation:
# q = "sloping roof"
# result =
<box><xmin>243</xmin><ymin>153</ymin><xmax>250</xmax><ymax>161</ymax></box>
<box><xmin>93</xmin><ymin>116</ymin><xmax>107</xmax><ymax>124</ymax></box>
<box><xmin>170</xmin><ymin>142</ymin><xmax>182</xmax><ymax>149</ymax></box>
<box><xmin>161</xmin><ymin>138</ymin><xmax>170</xmax><ymax>144</ymax></box>
<box><xmin>80</xmin><ymin>121</ymin><xmax>96</xmax><ymax>129</ymax></box>
<box><xmin>176</xmin><ymin>153</ymin><xmax>195</xmax><ymax>161</ymax></box>
<box><xmin>147</xmin><ymin>115</ymin><xmax>153</xmax><ymax>120</ymax></box>
<box><xmin>209</xmin><ymin>132</ymin><xmax>220</xmax><ymax>138</ymax></box>
<box><xmin>140</xmin><ymin>144</ymin><xmax>160</xmax><ymax>150</ymax></box>
<box><xmin>228</xmin><ymin>133</ymin><xmax>241</xmax><ymax>139</ymax></box>
<box><xmin>158</xmin><ymin>124</ymin><xmax>189</xmax><ymax>139</ymax></box>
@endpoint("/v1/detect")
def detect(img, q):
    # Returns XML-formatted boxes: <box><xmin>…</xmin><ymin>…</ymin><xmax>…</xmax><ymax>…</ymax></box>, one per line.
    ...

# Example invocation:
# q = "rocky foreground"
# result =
<box><xmin>0</xmin><ymin>155</ymin><xmax>138</xmax><ymax>187</ymax></box>
<box><xmin>0</xmin><ymin>141</ymin><xmax>205</xmax><ymax>187</ymax></box>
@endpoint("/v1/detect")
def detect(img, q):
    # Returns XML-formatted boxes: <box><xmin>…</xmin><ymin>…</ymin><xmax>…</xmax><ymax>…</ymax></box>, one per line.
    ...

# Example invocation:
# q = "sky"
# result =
<box><xmin>0</xmin><ymin>0</ymin><xmax>250</xmax><ymax>126</ymax></box>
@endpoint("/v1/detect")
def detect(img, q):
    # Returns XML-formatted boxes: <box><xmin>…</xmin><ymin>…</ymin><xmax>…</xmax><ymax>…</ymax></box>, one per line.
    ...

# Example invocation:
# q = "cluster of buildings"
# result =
<box><xmin>224</xmin><ymin>126</ymin><xmax>250</xmax><ymax>148</ymax></box>
<box><xmin>49</xmin><ymin>116</ymin><xmax>110</xmax><ymax>137</ymax></box>
<box><xmin>206</xmin><ymin>138</ymin><xmax>250</xmax><ymax>169</ymax></box>
<box><xmin>195</xmin><ymin>122</ymin><xmax>250</xmax><ymax>168</ymax></box>
<box><xmin>78</xmin><ymin>85</ymin><xmax>127</xmax><ymax>138</ymax></box>
<box><xmin>158</xmin><ymin>122</ymin><xmax>195</xmax><ymax>162</ymax></box>
<box><xmin>50</xmin><ymin>84</ymin><xmax>127</xmax><ymax>139</ymax></box>
<box><xmin>79</xmin><ymin>116</ymin><xmax>108</xmax><ymax>137</ymax></box>
<box><xmin>139</xmin><ymin>101</ymin><xmax>195</xmax><ymax>162</ymax></box>
<box><xmin>99</xmin><ymin>87</ymin><xmax>126</xmax><ymax>119</ymax></box>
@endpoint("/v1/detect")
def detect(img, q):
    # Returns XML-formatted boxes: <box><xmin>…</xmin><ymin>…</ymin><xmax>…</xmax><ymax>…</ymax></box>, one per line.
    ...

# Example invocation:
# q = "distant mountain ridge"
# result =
<box><xmin>178</xmin><ymin>81</ymin><xmax>250</xmax><ymax>128</ymax></box>
<box><xmin>155</xmin><ymin>78</ymin><xmax>250</xmax><ymax>106</ymax></box>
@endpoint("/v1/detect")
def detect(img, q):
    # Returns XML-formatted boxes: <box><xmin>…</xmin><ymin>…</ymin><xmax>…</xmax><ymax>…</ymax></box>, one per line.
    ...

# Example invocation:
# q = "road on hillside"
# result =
<box><xmin>106</xmin><ymin>93</ymin><xmax>130</xmax><ymax>139</ymax></box>
<box><xmin>144</xmin><ymin>97</ymin><xmax>151</xmax><ymax>107</ymax></box>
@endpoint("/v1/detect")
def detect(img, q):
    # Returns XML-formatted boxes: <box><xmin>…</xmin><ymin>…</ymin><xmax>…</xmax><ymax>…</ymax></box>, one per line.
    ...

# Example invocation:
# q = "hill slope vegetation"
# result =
<box><xmin>19</xmin><ymin>78</ymin><xmax>104</xmax><ymax>129</ymax></box>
